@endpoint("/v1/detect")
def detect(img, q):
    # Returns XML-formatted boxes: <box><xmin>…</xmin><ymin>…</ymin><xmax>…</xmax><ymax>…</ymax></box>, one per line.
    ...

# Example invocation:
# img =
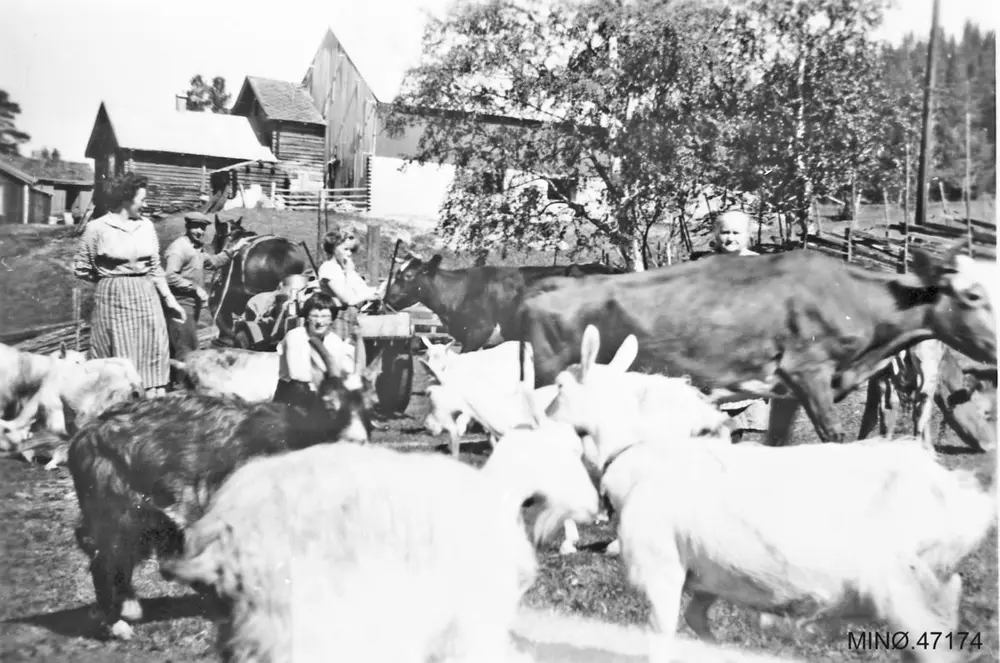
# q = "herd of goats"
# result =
<box><xmin>0</xmin><ymin>234</ymin><xmax>998</xmax><ymax>663</ymax></box>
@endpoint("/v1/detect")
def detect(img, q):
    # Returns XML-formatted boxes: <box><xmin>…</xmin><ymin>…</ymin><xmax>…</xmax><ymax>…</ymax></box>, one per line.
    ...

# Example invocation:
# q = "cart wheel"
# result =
<box><xmin>376</xmin><ymin>341</ymin><xmax>413</xmax><ymax>415</ymax></box>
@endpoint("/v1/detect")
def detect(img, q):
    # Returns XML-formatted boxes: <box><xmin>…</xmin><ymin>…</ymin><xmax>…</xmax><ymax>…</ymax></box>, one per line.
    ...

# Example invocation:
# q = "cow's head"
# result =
<box><xmin>212</xmin><ymin>214</ymin><xmax>247</xmax><ymax>255</ymax></box>
<box><xmin>909</xmin><ymin>243</ymin><xmax>997</xmax><ymax>364</ymax></box>
<box><xmin>384</xmin><ymin>251</ymin><xmax>445</xmax><ymax>309</ymax></box>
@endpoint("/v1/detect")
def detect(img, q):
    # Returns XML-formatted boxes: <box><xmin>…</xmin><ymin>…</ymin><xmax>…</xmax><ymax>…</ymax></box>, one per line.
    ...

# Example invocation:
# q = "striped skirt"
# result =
<box><xmin>91</xmin><ymin>276</ymin><xmax>170</xmax><ymax>390</ymax></box>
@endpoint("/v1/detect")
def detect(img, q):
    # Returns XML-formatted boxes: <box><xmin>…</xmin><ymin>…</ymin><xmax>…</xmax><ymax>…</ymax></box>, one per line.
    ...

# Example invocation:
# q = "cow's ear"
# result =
<box><xmin>909</xmin><ymin>247</ymin><xmax>947</xmax><ymax>286</ymax></box>
<box><xmin>608</xmin><ymin>335</ymin><xmax>638</xmax><ymax>373</ymax></box>
<box><xmin>234</xmin><ymin>216</ymin><xmax>244</xmax><ymax>228</ymax></box>
<box><xmin>425</xmin><ymin>254</ymin><xmax>444</xmax><ymax>273</ymax></box>
<box><xmin>579</xmin><ymin>325</ymin><xmax>601</xmax><ymax>382</ymax></box>
<box><xmin>420</xmin><ymin>336</ymin><xmax>434</xmax><ymax>350</ymax></box>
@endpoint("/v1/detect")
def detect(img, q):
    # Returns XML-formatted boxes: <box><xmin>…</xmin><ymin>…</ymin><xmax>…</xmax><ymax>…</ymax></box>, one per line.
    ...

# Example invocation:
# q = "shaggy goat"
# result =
<box><xmin>549</xmin><ymin>325</ymin><xmax>997</xmax><ymax>663</ymax></box>
<box><xmin>160</xmin><ymin>436</ymin><xmax>599</xmax><ymax>663</ymax></box>
<box><xmin>68</xmin><ymin>337</ymin><xmax>369</xmax><ymax>641</ymax></box>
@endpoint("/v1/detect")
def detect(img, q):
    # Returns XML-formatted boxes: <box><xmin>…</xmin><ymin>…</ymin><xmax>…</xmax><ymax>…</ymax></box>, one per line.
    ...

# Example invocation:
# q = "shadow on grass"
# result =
<box><xmin>4</xmin><ymin>593</ymin><xmax>218</xmax><ymax>640</ymax></box>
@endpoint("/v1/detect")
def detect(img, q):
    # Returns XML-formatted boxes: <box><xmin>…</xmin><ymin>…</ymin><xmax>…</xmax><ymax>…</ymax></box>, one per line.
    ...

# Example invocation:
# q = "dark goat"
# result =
<box><xmin>67</xmin><ymin>337</ymin><xmax>369</xmax><ymax>640</ymax></box>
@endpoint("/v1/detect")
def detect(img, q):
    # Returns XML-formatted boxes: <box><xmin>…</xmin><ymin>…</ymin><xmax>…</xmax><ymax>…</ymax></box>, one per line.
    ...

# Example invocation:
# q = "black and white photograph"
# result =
<box><xmin>1</xmin><ymin>0</ymin><xmax>996</xmax><ymax>660</ymax></box>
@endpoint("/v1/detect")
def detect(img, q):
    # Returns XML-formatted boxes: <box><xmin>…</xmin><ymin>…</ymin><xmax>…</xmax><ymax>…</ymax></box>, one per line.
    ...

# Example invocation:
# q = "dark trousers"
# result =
<box><xmin>167</xmin><ymin>298</ymin><xmax>200</xmax><ymax>360</ymax></box>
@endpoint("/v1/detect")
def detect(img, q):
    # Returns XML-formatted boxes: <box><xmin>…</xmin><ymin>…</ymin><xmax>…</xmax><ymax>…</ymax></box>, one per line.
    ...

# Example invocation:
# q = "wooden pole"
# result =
<box><xmin>882</xmin><ymin>188</ymin><xmax>891</xmax><ymax>238</ymax></box>
<box><xmin>845</xmin><ymin>228</ymin><xmax>853</xmax><ymax>263</ymax></box>
<box><xmin>965</xmin><ymin>80</ymin><xmax>973</xmax><ymax>257</ymax></box>
<box><xmin>850</xmin><ymin>173</ymin><xmax>858</xmax><ymax>231</ymax></box>
<box><xmin>72</xmin><ymin>287</ymin><xmax>82</xmax><ymax>352</ymax></box>
<box><xmin>316</xmin><ymin>192</ymin><xmax>322</xmax><ymax>260</ymax></box>
<box><xmin>903</xmin><ymin>141</ymin><xmax>911</xmax><ymax>241</ymax></box>
<box><xmin>937</xmin><ymin>180</ymin><xmax>948</xmax><ymax>218</ymax></box>
<box><xmin>366</xmin><ymin>224</ymin><xmax>382</xmax><ymax>284</ymax></box>
<box><xmin>914</xmin><ymin>0</ymin><xmax>940</xmax><ymax>227</ymax></box>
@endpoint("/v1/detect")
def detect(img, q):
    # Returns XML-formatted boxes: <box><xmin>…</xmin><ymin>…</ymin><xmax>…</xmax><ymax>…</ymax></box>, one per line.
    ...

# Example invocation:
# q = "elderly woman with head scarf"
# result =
<box><xmin>73</xmin><ymin>172</ymin><xmax>186</xmax><ymax>397</ymax></box>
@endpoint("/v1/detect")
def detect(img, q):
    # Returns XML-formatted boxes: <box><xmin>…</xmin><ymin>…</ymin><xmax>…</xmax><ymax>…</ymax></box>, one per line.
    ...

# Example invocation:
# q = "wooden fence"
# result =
<box><xmin>805</xmin><ymin>220</ymin><xmax>996</xmax><ymax>274</ymax></box>
<box><xmin>270</xmin><ymin>186</ymin><xmax>369</xmax><ymax>212</ymax></box>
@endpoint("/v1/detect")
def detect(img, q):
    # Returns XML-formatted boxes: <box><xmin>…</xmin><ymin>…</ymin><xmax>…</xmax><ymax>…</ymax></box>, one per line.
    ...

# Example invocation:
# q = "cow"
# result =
<box><xmin>518</xmin><ymin>244</ymin><xmax>996</xmax><ymax>445</ymax></box>
<box><xmin>384</xmin><ymin>252</ymin><xmax>623</xmax><ymax>352</ymax></box>
<box><xmin>861</xmin><ymin>340</ymin><xmax>997</xmax><ymax>451</ymax></box>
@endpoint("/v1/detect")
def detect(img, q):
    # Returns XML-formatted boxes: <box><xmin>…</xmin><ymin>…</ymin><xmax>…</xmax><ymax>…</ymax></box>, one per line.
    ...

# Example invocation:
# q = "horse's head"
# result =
<box><xmin>212</xmin><ymin>214</ymin><xmax>251</xmax><ymax>255</ymax></box>
<box><xmin>384</xmin><ymin>250</ymin><xmax>443</xmax><ymax>309</ymax></box>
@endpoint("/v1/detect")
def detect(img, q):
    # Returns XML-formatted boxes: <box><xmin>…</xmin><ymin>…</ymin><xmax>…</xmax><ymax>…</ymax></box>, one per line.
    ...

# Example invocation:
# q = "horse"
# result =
<box><xmin>209</xmin><ymin>215</ymin><xmax>308</xmax><ymax>347</ymax></box>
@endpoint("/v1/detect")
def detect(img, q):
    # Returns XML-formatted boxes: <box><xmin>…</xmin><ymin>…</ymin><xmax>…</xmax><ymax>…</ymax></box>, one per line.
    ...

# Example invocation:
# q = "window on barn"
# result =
<box><xmin>547</xmin><ymin>177</ymin><xmax>577</xmax><ymax>202</ymax></box>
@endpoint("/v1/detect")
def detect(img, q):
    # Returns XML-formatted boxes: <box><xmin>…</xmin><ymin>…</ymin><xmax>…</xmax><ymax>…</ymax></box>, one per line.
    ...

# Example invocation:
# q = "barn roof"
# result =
<box><xmin>3</xmin><ymin>155</ymin><xmax>93</xmax><ymax>186</ymax></box>
<box><xmin>85</xmin><ymin>102</ymin><xmax>278</xmax><ymax>163</ymax></box>
<box><xmin>0</xmin><ymin>158</ymin><xmax>36</xmax><ymax>184</ymax></box>
<box><xmin>231</xmin><ymin>77</ymin><xmax>325</xmax><ymax>125</ymax></box>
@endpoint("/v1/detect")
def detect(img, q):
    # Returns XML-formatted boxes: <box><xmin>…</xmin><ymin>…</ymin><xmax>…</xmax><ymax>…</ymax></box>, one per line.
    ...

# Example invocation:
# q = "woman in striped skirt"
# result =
<box><xmin>316</xmin><ymin>228</ymin><xmax>384</xmax><ymax>370</ymax></box>
<box><xmin>74</xmin><ymin>172</ymin><xmax>186</xmax><ymax>397</ymax></box>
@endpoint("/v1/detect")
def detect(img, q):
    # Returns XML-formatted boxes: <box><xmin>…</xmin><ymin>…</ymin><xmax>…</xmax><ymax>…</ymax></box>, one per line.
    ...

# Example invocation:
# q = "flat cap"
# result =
<box><xmin>184</xmin><ymin>212</ymin><xmax>212</xmax><ymax>225</ymax></box>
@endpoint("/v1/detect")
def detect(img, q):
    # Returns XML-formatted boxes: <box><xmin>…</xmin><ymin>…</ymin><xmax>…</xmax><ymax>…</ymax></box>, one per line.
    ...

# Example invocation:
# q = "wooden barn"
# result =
<box><xmin>301</xmin><ymin>28</ymin><xmax>554</xmax><ymax>219</ymax></box>
<box><xmin>229</xmin><ymin>77</ymin><xmax>327</xmax><ymax>189</ymax></box>
<box><xmin>3</xmin><ymin>155</ymin><xmax>93</xmax><ymax>222</ymax></box>
<box><xmin>0</xmin><ymin>159</ymin><xmax>54</xmax><ymax>225</ymax></box>
<box><xmin>84</xmin><ymin>101</ymin><xmax>280</xmax><ymax>216</ymax></box>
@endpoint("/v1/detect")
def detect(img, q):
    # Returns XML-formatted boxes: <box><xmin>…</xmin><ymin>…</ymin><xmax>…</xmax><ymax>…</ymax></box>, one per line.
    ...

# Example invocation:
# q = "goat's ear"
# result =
<box><xmin>608</xmin><ymin>335</ymin><xmax>637</xmax><ymax>373</ymax></box>
<box><xmin>579</xmin><ymin>325</ymin><xmax>600</xmax><ymax>382</ymax></box>
<box><xmin>417</xmin><ymin>357</ymin><xmax>442</xmax><ymax>384</ymax></box>
<box><xmin>214</xmin><ymin>214</ymin><xmax>222</xmax><ymax>227</ymax></box>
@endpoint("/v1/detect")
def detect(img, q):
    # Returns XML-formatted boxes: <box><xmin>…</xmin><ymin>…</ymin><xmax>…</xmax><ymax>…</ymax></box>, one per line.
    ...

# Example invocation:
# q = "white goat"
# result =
<box><xmin>549</xmin><ymin>325</ymin><xmax>998</xmax><ymax>663</ymax></box>
<box><xmin>161</xmin><ymin>436</ymin><xmax>599</xmax><ymax>663</ymax></box>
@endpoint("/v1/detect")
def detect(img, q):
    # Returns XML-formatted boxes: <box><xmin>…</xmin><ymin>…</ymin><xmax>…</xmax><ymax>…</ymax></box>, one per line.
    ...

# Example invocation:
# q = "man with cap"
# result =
<box><xmin>163</xmin><ymin>212</ymin><xmax>246</xmax><ymax>360</ymax></box>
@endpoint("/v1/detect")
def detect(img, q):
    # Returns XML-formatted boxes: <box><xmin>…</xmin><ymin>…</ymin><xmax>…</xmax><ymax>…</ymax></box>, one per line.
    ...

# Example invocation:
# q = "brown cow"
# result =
<box><xmin>517</xmin><ymin>244</ymin><xmax>996</xmax><ymax>445</ymax></box>
<box><xmin>384</xmin><ymin>253</ymin><xmax>624</xmax><ymax>352</ymax></box>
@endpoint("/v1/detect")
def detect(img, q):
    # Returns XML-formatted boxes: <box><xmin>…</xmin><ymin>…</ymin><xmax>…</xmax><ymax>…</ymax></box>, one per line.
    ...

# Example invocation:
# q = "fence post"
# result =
<box><xmin>844</xmin><ymin>227</ymin><xmax>853</xmax><ymax>263</ymax></box>
<box><xmin>270</xmin><ymin>182</ymin><xmax>276</xmax><ymax>203</ymax></box>
<box><xmin>72</xmin><ymin>287</ymin><xmax>82</xmax><ymax>352</ymax></box>
<box><xmin>882</xmin><ymin>189</ymin><xmax>891</xmax><ymax>238</ymax></box>
<box><xmin>366</xmin><ymin>224</ymin><xmax>382</xmax><ymax>284</ymax></box>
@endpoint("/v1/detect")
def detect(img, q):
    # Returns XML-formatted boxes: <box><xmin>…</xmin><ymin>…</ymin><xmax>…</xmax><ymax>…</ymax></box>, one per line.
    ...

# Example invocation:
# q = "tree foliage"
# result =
<box><xmin>186</xmin><ymin>75</ymin><xmax>232</xmax><ymax>113</ymax></box>
<box><xmin>389</xmin><ymin>0</ymin><xmax>995</xmax><ymax>269</ymax></box>
<box><xmin>0</xmin><ymin>89</ymin><xmax>31</xmax><ymax>156</ymax></box>
<box><xmin>388</xmin><ymin>0</ymin><xmax>750</xmax><ymax>270</ymax></box>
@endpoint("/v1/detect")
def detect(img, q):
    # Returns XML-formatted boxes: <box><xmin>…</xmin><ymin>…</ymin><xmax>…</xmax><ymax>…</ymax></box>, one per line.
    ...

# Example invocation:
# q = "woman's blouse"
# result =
<box><xmin>74</xmin><ymin>214</ymin><xmax>168</xmax><ymax>285</ymax></box>
<box><xmin>317</xmin><ymin>257</ymin><xmax>376</xmax><ymax>307</ymax></box>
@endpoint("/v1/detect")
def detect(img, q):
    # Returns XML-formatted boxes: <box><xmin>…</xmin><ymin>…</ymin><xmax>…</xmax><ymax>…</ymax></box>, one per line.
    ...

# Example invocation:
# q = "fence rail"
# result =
<box><xmin>268</xmin><ymin>186</ymin><xmax>369</xmax><ymax>212</ymax></box>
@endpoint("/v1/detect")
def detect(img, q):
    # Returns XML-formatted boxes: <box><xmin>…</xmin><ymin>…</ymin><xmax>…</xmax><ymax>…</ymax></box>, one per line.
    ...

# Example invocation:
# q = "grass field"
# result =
<box><xmin>0</xmin><ymin>201</ymin><xmax>997</xmax><ymax>662</ymax></box>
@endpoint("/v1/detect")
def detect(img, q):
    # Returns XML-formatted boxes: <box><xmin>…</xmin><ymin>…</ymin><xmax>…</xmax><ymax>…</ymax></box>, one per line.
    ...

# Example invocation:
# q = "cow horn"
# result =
<box><xmin>308</xmin><ymin>335</ymin><xmax>340</xmax><ymax>379</ymax></box>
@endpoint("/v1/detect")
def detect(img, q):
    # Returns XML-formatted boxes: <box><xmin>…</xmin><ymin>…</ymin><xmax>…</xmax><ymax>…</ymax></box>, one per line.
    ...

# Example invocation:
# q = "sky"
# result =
<box><xmin>1</xmin><ymin>0</ymin><xmax>995</xmax><ymax>165</ymax></box>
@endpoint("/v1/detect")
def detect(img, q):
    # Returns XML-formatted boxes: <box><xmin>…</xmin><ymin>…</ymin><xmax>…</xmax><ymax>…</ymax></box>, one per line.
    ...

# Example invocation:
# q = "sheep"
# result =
<box><xmin>548</xmin><ymin>325</ymin><xmax>998</xmax><ymax>663</ymax></box>
<box><xmin>160</xmin><ymin>433</ymin><xmax>600</xmax><ymax>663</ymax></box>
<box><xmin>68</xmin><ymin>336</ymin><xmax>370</xmax><ymax>641</ymax></box>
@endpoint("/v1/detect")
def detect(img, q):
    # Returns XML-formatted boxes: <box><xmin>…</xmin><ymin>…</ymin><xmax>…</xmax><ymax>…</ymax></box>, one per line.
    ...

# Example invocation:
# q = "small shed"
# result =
<box><xmin>4</xmin><ymin>155</ymin><xmax>94</xmax><ymax>221</ymax></box>
<box><xmin>84</xmin><ymin>101</ymin><xmax>280</xmax><ymax>216</ymax></box>
<box><xmin>230</xmin><ymin>77</ymin><xmax>327</xmax><ymax>187</ymax></box>
<box><xmin>0</xmin><ymin>159</ymin><xmax>54</xmax><ymax>224</ymax></box>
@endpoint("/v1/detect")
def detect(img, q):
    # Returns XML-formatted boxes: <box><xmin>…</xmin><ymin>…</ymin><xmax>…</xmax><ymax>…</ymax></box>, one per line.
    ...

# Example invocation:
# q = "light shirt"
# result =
<box><xmin>74</xmin><ymin>214</ymin><xmax>167</xmax><ymax>285</ymax></box>
<box><xmin>317</xmin><ymin>258</ymin><xmax>376</xmax><ymax>307</ymax></box>
<box><xmin>277</xmin><ymin>325</ymin><xmax>356</xmax><ymax>385</ymax></box>
<box><xmin>163</xmin><ymin>235</ymin><xmax>233</xmax><ymax>297</ymax></box>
